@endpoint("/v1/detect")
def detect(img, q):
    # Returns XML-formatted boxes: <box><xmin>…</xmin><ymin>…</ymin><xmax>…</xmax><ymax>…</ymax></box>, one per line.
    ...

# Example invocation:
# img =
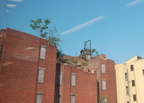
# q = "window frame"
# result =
<box><xmin>36</xmin><ymin>92</ymin><xmax>43</xmax><ymax>103</ymax></box>
<box><xmin>133</xmin><ymin>94</ymin><xmax>137</xmax><ymax>101</ymax></box>
<box><xmin>71</xmin><ymin>73</ymin><xmax>76</xmax><ymax>86</ymax></box>
<box><xmin>126</xmin><ymin>86</ymin><xmax>129</xmax><ymax>95</ymax></box>
<box><xmin>132</xmin><ymin>80</ymin><xmax>135</xmax><ymax>86</ymax></box>
<box><xmin>125</xmin><ymin>73</ymin><xmax>128</xmax><ymax>81</ymax></box>
<box><xmin>71</xmin><ymin>94</ymin><xmax>76</xmax><ymax>103</ymax></box>
<box><xmin>102</xmin><ymin>80</ymin><xmax>106</xmax><ymax>90</ymax></box>
<box><xmin>38</xmin><ymin>68</ymin><xmax>45</xmax><ymax>84</ymax></box>
<box><xmin>40</xmin><ymin>45</ymin><xmax>47</xmax><ymax>60</ymax></box>
<box><xmin>130</xmin><ymin>65</ymin><xmax>134</xmax><ymax>71</ymax></box>
<box><xmin>101</xmin><ymin>64</ymin><xmax>106</xmax><ymax>73</ymax></box>
<box><xmin>103</xmin><ymin>96</ymin><xmax>107</xmax><ymax>103</ymax></box>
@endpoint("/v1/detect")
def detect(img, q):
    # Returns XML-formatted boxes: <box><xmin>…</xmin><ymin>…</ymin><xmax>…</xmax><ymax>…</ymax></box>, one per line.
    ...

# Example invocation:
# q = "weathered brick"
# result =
<box><xmin>0</xmin><ymin>28</ymin><xmax>56</xmax><ymax>103</ymax></box>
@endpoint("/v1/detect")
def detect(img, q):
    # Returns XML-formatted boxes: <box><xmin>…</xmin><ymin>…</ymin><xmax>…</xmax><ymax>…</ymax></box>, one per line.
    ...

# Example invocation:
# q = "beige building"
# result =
<box><xmin>115</xmin><ymin>55</ymin><xmax>144</xmax><ymax>103</ymax></box>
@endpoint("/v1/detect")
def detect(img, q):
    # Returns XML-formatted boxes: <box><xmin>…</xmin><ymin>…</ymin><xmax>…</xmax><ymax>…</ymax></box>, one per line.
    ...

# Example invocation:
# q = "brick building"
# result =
<box><xmin>0</xmin><ymin>28</ymin><xmax>117</xmax><ymax>103</ymax></box>
<box><xmin>55</xmin><ymin>63</ymin><xmax>97</xmax><ymax>103</ymax></box>
<box><xmin>0</xmin><ymin>28</ymin><xmax>57</xmax><ymax>103</ymax></box>
<box><xmin>87</xmin><ymin>55</ymin><xmax>117</xmax><ymax>103</ymax></box>
<box><xmin>57</xmin><ymin>54</ymin><xmax>117</xmax><ymax>103</ymax></box>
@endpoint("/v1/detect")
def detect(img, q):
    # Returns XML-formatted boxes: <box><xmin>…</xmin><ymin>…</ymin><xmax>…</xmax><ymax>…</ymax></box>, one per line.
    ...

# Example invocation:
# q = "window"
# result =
<box><xmin>38</xmin><ymin>68</ymin><xmax>45</xmax><ymax>83</ymax></box>
<box><xmin>60</xmin><ymin>72</ymin><xmax>62</xmax><ymax>85</ymax></box>
<box><xmin>130</xmin><ymin>65</ymin><xmax>134</xmax><ymax>71</ymax></box>
<box><xmin>143</xmin><ymin>69</ymin><xmax>144</xmax><ymax>75</ymax></box>
<box><xmin>132</xmin><ymin>80</ymin><xmax>135</xmax><ymax>86</ymax></box>
<box><xmin>125</xmin><ymin>73</ymin><xmax>128</xmax><ymax>81</ymax></box>
<box><xmin>102</xmin><ymin>64</ymin><xmax>106</xmax><ymax>73</ymax></box>
<box><xmin>71</xmin><ymin>94</ymin><xmax>75</xmax><ymax>103</ymax></box>
<box><xmin>102</xmin><ymin>80</ymin><xmax>106</xmax><ymax>90</ymax></box>
<box><xmin>133</xmin><ymin>94</ymin><xmax>137</xmax><ymax>101</ymax></box>
<box><xmin>40</xmin><ymin>45</ymin><xmax>46</xmax><ymax>60</ymax></box>
<box><xmin>103</xmin><ymin>97</ymin><xmax>107</xmax><ymax>103</ymax></box>
<box><xmin>126</xmin><ymin>86</ymin><xmax>129</xmax><ymax>95</ymax></box>
<box><xmin>36</xmin><ymin>92</ymin><xmax>43</xmax><ymax>103</ymax></box>
<box><xmin>71</xmin><ymin>73</ymin><xmax>76</xmax><ymax>86</ymax></box>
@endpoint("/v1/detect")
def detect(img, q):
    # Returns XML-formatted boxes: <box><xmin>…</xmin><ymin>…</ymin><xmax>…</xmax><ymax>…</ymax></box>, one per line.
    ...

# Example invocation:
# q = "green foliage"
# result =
<box><xmin>68</xmin><ymin>58</ymin><xmax>78</xmax><ymax>66</ymax></box>
<box><xmin>59</xmin><ymin>58</ymin><xmax>69</xmax><ymax>63</ymax></box>
<box><xmin>30</xmin><ymin>18</ymin><xmax>61</xmax><ymax>47</ymax></box>
<box><xmin>47</xmin><ymin>36</ymin><xmax>61</xmax><ymax>47</ymax></box>
<box><xmin>98</xmin><ymin>96</ymin><xmax>106</xmax><ymax>103</ymax></box>
<box><xmin>56</xmin><ymin>49</ymin><xmax>69</xmax><ymax>63</ymax></box>
<box><xmin>63</xmin><ymin>57</ymin><xmax>88</xmax><ymax>69</ymax></box>
<box><xmin>81</xmin><ymin>62</ymin><xmax>88</xmax><ymax>69</ymax></box>
<box><xmin>91</xmin><ymin>48</ymin><xmax>99</xmax><ymax>57</ymax></box>
<box><xmin>57</xmin><ymin>49</ymin><xmax>65</xmax><ymax>58</ymax></box>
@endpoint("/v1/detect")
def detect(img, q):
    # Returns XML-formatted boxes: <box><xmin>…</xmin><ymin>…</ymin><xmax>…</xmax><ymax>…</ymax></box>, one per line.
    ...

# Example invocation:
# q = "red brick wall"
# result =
<box><xmin>87</xmin><ymin>55</ymin><xmax>117</xmax><ymax>103</ymax></box>
<box><xmin>106</xmin><ymin>60</ymin><xmax>117</xmax><ymax>103</ymax></box>
<box><xmin>0</xmin><ymin>28</ymin><xmax>56</xmax><ymax>103</ymax></box>
<box><xmin>56</xmin><ymin>63</ymin><xmax>97</xmax><ymax>103</ymax></box>
<box><xmin>99</xmin><ymin>59</ymin><xmax>117</xmax><ymax>103</ymax></box>
<box><xmin>37</xmin><ymin>38</ymin><xmax>56</xmax><ymax>103</ymax></box>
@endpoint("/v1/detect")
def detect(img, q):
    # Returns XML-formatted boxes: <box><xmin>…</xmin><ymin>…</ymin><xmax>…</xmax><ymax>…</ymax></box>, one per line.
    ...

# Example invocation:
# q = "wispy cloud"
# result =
<box><xmin>60</xmin><ymin>16</ymin><xmax>105</xmax><ymax>35</ymax></box>
<box><xmin>10</xmin><ymin>0</ymin><xmax>23</xmax><ymax>2</ymax></box>
<box><xmin>126</xmin><ymin>0</ymin><xmax>144</xmax><ymax>7</ymax></box>
<box><xmin>7</xmin><ymin>4</ymin><xmax>17</xmax><ymax>7</ymax></box>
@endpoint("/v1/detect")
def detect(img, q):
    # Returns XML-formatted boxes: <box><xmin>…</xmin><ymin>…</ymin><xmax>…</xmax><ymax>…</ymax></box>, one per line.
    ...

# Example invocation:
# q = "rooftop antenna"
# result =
<box><xmin>84</xmin><ymin>40</ymin><xmax>91</xmax><ymax>52</ymax></box>
<box><xmin>80</xmin><ymin>40</ymin><xmax>92</xmax><ymax>61</ymax></box>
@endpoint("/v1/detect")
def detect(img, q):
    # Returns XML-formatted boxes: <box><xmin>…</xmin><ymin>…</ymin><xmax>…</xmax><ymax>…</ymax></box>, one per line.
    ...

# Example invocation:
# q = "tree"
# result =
<box><xmin>30</xmin><ymin>18</ymin><xmax>61</xmax><ymax>47</ymax></box>
<box><xmin>30</xmin><ymin>18</ymin><xmax>64</xmax><ymax>62</ymax></box>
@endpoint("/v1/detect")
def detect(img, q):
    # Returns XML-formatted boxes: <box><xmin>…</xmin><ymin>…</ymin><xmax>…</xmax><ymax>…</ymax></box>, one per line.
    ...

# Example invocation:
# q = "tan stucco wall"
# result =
<box><xmin>115</xmin><ymin>56</ymin><xmax>144</xmax><ymax>103</ymax></box>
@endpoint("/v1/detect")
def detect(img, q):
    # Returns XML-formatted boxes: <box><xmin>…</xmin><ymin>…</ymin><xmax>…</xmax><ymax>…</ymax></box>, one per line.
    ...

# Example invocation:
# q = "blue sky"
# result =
<box><xmin>0</xmin><ymin>0</ymin><xmax>144</xmax><ymax>64</ymax></box>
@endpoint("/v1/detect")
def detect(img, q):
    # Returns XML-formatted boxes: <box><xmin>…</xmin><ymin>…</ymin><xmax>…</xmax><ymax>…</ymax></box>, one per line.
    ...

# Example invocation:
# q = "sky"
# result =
<box><xmin>0</xmin><ymin>0</ymin><xmax>144</xmax><ymax>64</ymax></box>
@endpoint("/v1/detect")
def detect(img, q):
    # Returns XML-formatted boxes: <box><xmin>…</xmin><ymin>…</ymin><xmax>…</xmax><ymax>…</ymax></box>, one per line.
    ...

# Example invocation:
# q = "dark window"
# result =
<box><xmin>143</xmin><ymin>69</ymin><xmax>144</xmax><ymax>75</ymax></box>
<box><xmin>130</xmin><ymin>65</ymin><xmax>134</xmax><ymax>71</ymax></box>
<box><xmin>132</xmin><ymin>80</ymin><xmax>135</xmax><ymax>86</ymax></box>
<box><xmin>125</xmin><ymin>73</ymin><xmax>128</xmax><ymax>81</ymax></box>
<box><xmin>133</xmin><ymin>94</ymin><xmax>137</xmax><ymax>101</ymax></box>
<box><xmin>126</xmin><ymin>86</ymin><xmax>129</xmax><ymax>95</ymax></box>
<box><xmin>127</xmin><ymin>101</ymin><xmax>129</xmax><ymax>103</ymax></box>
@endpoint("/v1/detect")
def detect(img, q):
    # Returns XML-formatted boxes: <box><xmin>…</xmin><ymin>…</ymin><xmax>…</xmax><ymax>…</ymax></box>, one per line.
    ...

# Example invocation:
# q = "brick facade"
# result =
<box><xmin>55</xmin><ymin>63</ymin><xmax>97</xmax><ymax>103</ymax></box>
<box><xmin>0</xmin><ymin>28</ymin><xmax>56</xmax><ymax>103</ymax></box>
<box><xmin>0</xmin><ymin>28</ymin><xmax>117</xmax><ymax>103</ymax></box>
<box><xmin>87</xmin><ymin>55</ymin><xmax>117</xmax><ymax>103</ymax></box>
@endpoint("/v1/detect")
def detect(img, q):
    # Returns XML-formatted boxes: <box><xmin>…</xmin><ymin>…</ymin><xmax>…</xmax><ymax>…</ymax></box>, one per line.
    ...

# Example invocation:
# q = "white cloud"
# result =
<box><xmin>7</xmin><ymin>4</ymin><xmax>17</xmax><ymax>7</ymax></box>
<box><xmin>10</xmin><ymin>0</ymin><xmax>23</xmax><ymax>2</ymax></box>
<box><xmin>60</xmin><ymin>16</ymin><xmax>105</xmax><ymax>35</ymax></box>
<box><xmin>126</xmin><ymin>0</ymin><xmax>143</xmax><ymax>7</ymax></box>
